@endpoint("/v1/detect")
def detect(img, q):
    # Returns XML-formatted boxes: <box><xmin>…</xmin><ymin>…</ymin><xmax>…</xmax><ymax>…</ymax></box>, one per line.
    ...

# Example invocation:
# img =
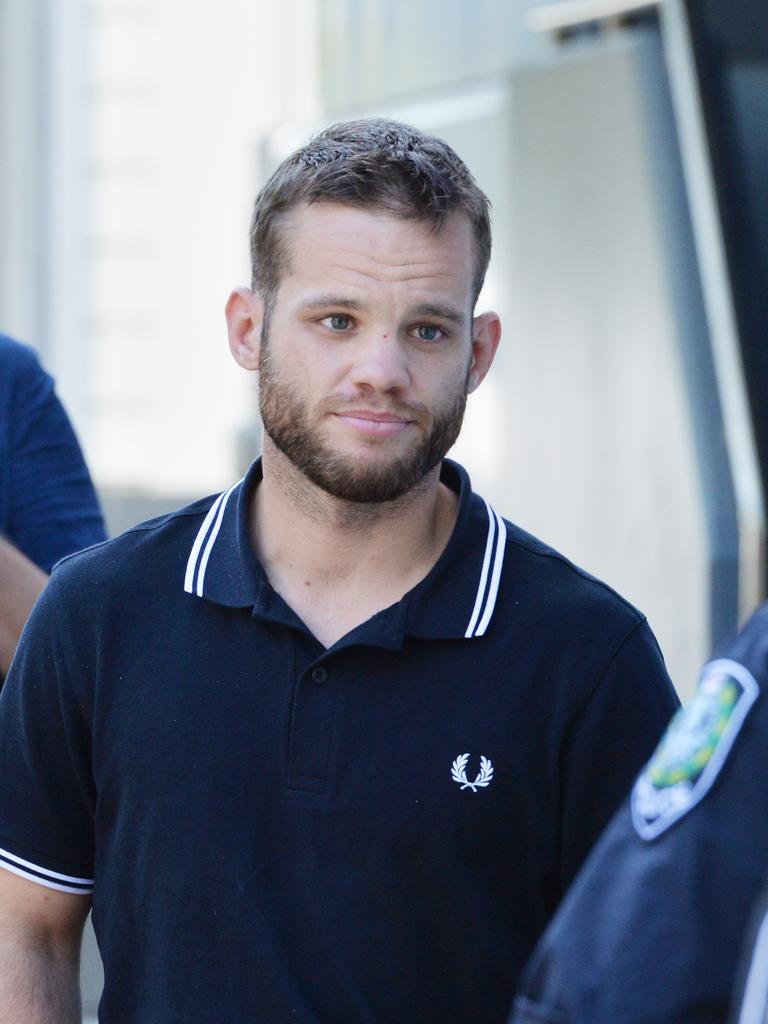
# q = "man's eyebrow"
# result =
<box><xmin>410</xmin><ymin>304</ymin><xmax>467</xmax><ymax>327</ymax></box>
<box><xmin>295</xmin><ymin>295</ymin><xmax>365</xmax><ymax>313</ymax></box>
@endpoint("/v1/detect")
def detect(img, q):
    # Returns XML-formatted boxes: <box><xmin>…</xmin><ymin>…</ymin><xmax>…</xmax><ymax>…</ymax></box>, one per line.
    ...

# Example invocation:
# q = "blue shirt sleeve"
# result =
<box><xmin>0</xmin><ymin>336</ymin><xmax>107</xmax><ymax>571</ymax></box>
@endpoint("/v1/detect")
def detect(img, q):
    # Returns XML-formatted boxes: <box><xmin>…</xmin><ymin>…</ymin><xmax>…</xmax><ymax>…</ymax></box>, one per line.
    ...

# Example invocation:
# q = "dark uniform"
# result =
<box><xmin>0</xmin><ymin>459</ymin><xmax>677</xmax><ymax>1022</ymax></box>
<box><xmin>511</xmin><ymin>603</ymin><xmax>768</xmax><ymax>1024</ymax></box>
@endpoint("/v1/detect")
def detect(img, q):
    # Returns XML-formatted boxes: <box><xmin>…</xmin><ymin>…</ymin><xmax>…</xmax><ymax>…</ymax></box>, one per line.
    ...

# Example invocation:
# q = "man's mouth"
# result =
<box><xmin>332</xmin><ymin>409</ymin><xmax>414</xmax><ymax>437</ymax></box>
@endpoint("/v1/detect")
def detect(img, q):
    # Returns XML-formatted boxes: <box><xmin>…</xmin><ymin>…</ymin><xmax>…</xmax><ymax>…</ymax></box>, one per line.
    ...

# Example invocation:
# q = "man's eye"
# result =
<box><xmin>321</xmin><ymin>315</ymin><xmax>353</xmax><ymax>331</ymax></box>
<box><xmin>413</xmin><ymin>324</ymin><xmax>444</xmax><ymax>342</ymax></box>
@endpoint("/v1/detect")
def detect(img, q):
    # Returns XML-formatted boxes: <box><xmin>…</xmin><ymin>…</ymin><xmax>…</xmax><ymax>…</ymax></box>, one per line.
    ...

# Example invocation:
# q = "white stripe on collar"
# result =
<box><xmin>464</xmin><ymin>499</ymin><xmax>507</xmax><ymax>638</ymax></box>
<box><xmin>183</xmin><ymin>480</ymin><xmax>507</xmax><ymax>627</ymax></box>
<box><xmin>183</xmin><ymin>480</ymin><xmax>241</xmax><ymax>597</ymax></box>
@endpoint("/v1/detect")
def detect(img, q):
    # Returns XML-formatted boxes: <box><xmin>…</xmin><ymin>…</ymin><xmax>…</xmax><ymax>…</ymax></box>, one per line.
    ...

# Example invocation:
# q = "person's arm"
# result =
<box><xmin>0</xmin><ymin>554</ymin><xmax>96</xmax><ymax>1023</ymax></box>
<box><xmin>7</xmin><ymin>340</ymin><xmax>106</xmax><ymax>574</ymax></box>
<box><xmin>0</xmin><ymin>869</ymin><xmax>90</xmax><ymax>1024</ymax></box>
<box><xmin>0</xmin><ymin>536</ymin><xmax>47</xmax><ymax>676</ymax></box>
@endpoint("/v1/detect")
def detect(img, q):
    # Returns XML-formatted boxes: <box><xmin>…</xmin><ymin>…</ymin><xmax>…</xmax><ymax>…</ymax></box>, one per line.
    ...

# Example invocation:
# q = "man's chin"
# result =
<box><xmin>309</xmin><ymin>465</ymin><xmax>423</xmax><ymax>505</ymax></box>
<box><xmin>263</xmin><ymin>414</ymin><xmax>455</xmax><ymax>504</ymax></box>
<box><xmin>299</xmin><ymin>449</ymin><xmax>437</xmax><ymax>504</ymax></box>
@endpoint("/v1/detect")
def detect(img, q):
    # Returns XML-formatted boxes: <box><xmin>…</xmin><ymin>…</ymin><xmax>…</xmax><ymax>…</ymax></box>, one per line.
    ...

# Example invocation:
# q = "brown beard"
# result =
<box><xmin>257</xmin><ymin>334</ymin><xmax>469</xmax><ymax>504</ymax></box>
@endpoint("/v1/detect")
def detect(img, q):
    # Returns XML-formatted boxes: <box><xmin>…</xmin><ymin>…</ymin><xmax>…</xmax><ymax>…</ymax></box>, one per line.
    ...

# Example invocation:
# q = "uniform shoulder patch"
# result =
<box><xmin>632</xmin><ymin>658</ymin><xmax>759</xmax><ymax>841</ymax></box>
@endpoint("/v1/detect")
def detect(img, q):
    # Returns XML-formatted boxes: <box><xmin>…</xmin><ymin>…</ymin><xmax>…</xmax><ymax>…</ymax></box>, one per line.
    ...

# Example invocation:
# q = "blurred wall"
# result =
<box><xmin>1</xmin><ymin>0</ymin><xmax>288</xmax><ymax>511</ymax></box>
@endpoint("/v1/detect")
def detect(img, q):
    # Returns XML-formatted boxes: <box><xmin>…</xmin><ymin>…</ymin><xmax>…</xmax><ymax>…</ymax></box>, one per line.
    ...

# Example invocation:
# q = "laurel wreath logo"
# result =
<box><xmin>451</xmin><ymin>753</ymin><xmax>494</xmax><ymax>792</ymax></box>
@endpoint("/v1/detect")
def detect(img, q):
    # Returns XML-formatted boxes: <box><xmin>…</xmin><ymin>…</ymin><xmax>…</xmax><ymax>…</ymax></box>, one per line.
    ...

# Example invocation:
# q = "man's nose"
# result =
<box><xmin>349</xmin><ymin>331</ymin><xmax>410</xmax><ymax>392</ymax></box>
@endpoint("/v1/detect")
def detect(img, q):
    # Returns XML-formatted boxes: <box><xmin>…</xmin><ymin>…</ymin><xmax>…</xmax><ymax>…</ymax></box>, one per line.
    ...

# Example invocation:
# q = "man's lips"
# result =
<box><xmin>332</xmin><ymin>409</ymin><xmax>414</xmax><ymax>436</ymax></box>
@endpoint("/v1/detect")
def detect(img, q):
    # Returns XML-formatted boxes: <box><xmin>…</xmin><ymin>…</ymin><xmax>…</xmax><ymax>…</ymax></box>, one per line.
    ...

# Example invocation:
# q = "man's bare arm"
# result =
<box><xmin>0</xmin><ymin>536</ymin><xmax>47</xmax><ymax>676</ymax></box>
<box><xmin>0</xmin><ymin>868</ymin><xmax>90</xmax><ymax>1023</ymax></box>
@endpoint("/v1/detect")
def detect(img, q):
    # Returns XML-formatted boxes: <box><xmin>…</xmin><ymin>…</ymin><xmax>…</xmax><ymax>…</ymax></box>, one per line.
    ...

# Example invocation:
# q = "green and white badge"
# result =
<box><xmin>632</xmin><ymin>658</ymin><xmax>759</xmax><ymax>840</ymax></box>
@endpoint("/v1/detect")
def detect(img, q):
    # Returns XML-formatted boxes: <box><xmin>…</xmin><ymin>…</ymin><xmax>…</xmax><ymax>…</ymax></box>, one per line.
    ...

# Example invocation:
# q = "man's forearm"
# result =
<box><xmin>0</xmin><ymin>536</ymin><xmax>47</xmax><ymax>675</ymax></box>
<box><xmin>0</xmin><ymin>935</ymin><xmax>81</xmax><ymax>1024</ymax></box>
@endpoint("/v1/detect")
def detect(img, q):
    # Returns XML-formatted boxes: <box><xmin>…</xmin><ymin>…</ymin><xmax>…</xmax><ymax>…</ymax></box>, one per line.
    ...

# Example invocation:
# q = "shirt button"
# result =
<box><xmin>311</xmin><ymin>667</ymin><xmax>328</xmax><ymax>684</ymax></box>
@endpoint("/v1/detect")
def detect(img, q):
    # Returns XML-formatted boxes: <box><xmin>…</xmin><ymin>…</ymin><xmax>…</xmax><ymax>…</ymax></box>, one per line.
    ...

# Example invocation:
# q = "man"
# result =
<box><xmin>0</xmin><ymin>119</ymin><xmax>677</xmax><ymax>1023</ymax></box>
<box><xmin>510</xmin><ymin>603</ymin><xmax>768</xmax><ymax>1024</ymax></box>
<box><xmin>0</xmin><ymin>335</ymin><xmax>106</xmax><ymax>675</ymax></box>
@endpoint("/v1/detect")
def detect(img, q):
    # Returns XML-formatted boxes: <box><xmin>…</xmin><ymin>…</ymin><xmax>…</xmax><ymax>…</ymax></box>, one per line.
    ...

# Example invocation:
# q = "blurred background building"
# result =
<box><xmin>0</xmin><ymin>0</ymin><xmax>766</xmax><ymax>1017</ymax></box>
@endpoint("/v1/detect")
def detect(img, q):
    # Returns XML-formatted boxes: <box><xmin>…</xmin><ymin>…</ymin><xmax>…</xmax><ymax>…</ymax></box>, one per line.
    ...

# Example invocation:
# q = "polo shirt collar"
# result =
<box><xmin>182</xmin><ymin>460</ymin><xmax>265</xmax><ymax>610</ymax></box>
<box><xmin>182</xmin><ymin>458</ymin><xmax>507</xmax><ymax>644</ymax></box>
<box><xmin>403</xmin><ymin>460</ymin><xmax>508</xmax><ymax>641</ymax></box>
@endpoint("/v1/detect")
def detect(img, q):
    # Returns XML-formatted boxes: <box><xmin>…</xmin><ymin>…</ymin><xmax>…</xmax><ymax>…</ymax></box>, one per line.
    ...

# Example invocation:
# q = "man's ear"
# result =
<box><xmin>225</xmin><ymin>288</ymin><xmax>264</xmax><ymax>370</ymax></box>
<box><xmin>467</xmin><ymin>311</ymin><xmax>502</xmax><ymax>393</ymax></box>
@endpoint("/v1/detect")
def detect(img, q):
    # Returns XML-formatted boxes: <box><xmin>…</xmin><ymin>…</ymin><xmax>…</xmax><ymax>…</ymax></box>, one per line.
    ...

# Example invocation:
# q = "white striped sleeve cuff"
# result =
<box><xmin>0</xmin><ymin>846</ymin><xmax>93</xmax><ymax>895</ymax></box>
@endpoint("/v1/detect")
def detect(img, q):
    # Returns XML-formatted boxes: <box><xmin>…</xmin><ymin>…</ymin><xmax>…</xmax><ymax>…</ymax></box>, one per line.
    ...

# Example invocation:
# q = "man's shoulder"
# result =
<box><xmin>50</xmin><ymin>492</ymin><xmax>223</xmax><ymax>595</ymax></box>
<box><xmin>496</xmin><ymin>515</ymin><xmax>645</xmax><ymax>632</ymax></box>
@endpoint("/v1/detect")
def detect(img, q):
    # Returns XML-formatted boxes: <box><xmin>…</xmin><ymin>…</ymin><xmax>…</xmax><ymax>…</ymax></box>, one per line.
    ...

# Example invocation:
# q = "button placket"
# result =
<box><xmin>287</xmin><ymin>660</ymin><xmax>336</xmax><ymax>793</ymax></box>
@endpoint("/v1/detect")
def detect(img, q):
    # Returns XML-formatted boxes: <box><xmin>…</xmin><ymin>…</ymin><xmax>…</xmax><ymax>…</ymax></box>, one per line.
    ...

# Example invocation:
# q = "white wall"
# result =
<box><xmin>86</xmin><ymin>0</ymin><xmax>288</xmax><ymax>497</ymax></box>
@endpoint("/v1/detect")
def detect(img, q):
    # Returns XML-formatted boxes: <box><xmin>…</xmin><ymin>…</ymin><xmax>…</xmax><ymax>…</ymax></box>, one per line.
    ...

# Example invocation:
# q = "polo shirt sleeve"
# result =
<box><xmin>5</xmin><ymin>343</ymin><xmax>106</xmax><ymax>572</ymax></box>
<box><xmin>0</xmin><ymin>570</ymin><xmax>95</xmax><ymax>894</ymax></box>
<box><xmin>558</xmin><ymin>617</ymin><xmax>679</xmax><ymax>889</ymax></box>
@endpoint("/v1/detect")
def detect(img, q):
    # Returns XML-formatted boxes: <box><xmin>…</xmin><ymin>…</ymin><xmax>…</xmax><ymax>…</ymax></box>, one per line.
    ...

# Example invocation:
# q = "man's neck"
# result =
<box><xmin>249</xmin><ymin>442</ymin><xmax>458</xmax><ymax>646</ymax></box>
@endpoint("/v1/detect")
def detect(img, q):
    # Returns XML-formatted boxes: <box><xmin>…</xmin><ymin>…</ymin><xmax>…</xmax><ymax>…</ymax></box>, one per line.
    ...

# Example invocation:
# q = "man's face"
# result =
<box><xmin>254</xmin><ymin>202</ymin><xmax>492</xmax><ymax>503</ymax></box>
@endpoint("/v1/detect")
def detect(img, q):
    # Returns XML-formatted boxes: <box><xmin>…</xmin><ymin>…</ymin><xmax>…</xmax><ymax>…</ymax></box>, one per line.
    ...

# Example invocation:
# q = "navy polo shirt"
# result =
<box><xmin>0</xmin><ymin>459</ymin><xmax>677</xmax><ymax>1023</ymax></box>
<box><xmin>511</xmin><ymin>603</ymin><xmax>768</xmax><ymax>1024</ymax></box>
<box><xmin>0</xmin><ymin>335</ymin><xmax>106</xmax><ymax>572</ymax></box>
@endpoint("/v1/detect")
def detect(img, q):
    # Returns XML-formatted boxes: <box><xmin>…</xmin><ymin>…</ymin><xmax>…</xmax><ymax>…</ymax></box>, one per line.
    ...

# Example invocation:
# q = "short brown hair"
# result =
<box><xmin>249</xmin><ymin>118</ymin><xmax>492</xmax><ymax>306</ymax></box>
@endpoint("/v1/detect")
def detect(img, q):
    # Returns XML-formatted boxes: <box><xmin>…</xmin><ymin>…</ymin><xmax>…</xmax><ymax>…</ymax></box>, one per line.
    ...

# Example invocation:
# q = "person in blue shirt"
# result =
<box><xmin>0</xmin><ymin>120</ymin><xmax>677</xmax><ymax>1023</ymax></box>
<box><xmin>510</xmin><ymin>602</ymin><xmax>768</xmax><ymax>1024</ymax></box>
<box><xmin>0</xmin><ymin>335</ymin><xmax>106</xmax><ymax>674</ymax></box>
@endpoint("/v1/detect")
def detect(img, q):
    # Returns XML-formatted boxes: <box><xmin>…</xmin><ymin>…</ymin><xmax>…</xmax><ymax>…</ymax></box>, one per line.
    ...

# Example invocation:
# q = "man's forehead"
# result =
<box><xmin>284</xmin><ymin>201</ymin><xmax>469</xmax><ymax>249</ymax></box>
<box><xmin>278</xmin><ymin>202</ymin><xmax>475</xmax><ymax>290</ymax></box>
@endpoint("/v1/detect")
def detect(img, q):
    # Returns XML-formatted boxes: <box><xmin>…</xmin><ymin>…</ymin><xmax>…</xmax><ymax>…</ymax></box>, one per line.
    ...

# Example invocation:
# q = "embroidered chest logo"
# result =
<box><xmin>451</xmin><ymin>753</ymin><xmax>494</xmax><ymax>792</ymax></box>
